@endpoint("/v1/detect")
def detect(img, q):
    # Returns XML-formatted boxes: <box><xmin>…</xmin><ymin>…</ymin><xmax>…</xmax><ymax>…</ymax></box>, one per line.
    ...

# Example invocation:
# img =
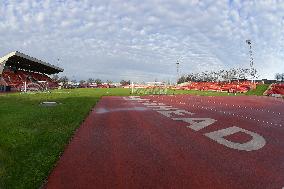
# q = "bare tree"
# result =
<box><xmin>179</xmin><ymin>67</ymin><xmax>254</xmax><ymax>83</ymax></box>
<box><xmin>106</xmin><ymin>80</ymin><xmax>113</xmax><ymax>84</ymax></box>
<box><xmin>87</xmin><ymin>78</ymin><xmax>95</xmax><ymax>84</ymax></box>
<box><xmin>79</xmin><ymin>80</ymin><xmax>85</xmax><ymax>85</ymax></box>
<box><xmin>95</xmin><ymin>79</ymin><xmax>102</xmax><ymax>85</ymax></box>
<box><xmin>275</xmin><ymin>73</ymin><xmax>282</xmax><ymax>82</ymax></box>
<box><xmin>120</xmin><ymin>80</ymin><xmax>130</xmax><ymax>86</ymax></box>
<box><xmin>177</xmin><ymin>76</ymin><xmax>186</xmax><ymax>84</ymax></box>
<box><xmin>59</xmin><ymin>76</ymin><xmax>69</xmax><ymax>88</ymax></box>
<box><xmin>52</xmin><ymin>74</ymin><xmax>59</xmax><ymax>82</ymax></box>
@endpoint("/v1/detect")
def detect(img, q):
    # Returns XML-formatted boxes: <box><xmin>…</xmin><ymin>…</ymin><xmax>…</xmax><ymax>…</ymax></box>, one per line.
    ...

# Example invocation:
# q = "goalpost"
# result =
<box><xmin>131</xmin><ymin>81</ymin><xmax>168</xmax><ymax>95</ymax></box>
<box><xmin>22</xmin><ymin>81</ymin><xmax>49</xmax><ymax>93</ymax></box>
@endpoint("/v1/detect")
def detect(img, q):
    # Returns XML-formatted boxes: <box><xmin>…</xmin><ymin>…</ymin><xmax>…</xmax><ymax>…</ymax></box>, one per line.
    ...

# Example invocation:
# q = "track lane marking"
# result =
<box><xmin>124</xmin><ymin>96</ymin><xmax>267</xmax><ymax>152</ymax></box>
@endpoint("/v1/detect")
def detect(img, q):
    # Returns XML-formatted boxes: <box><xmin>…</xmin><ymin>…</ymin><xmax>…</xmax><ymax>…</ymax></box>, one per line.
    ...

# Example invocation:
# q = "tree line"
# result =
<box><xmin>275</xmin><ymin>73</ymin><xmax>284</xmax><ymax>82</ymax></box>
<box><xmin>51</xmin><ymin>75</ymin><xmax>130</xmax><ymax>87</ymax></box>
<box><xmin>178</xmin><ymin>68</ymin><xmax>258</xmax><ymax>84</ymax></box>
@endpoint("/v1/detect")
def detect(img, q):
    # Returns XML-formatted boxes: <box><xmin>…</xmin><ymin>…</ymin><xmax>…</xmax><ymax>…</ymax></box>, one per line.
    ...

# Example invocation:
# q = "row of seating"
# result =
<box><xmin>2</xmin><ymin>70</ymin><xmax>23</xmax><ymax>88</ymax></box>
<box><xmin>175</xmin><ymin>81</ymin><xmax>257</xmax><ymax>93</ymax></box>
<box><xmin>266</xmin><ymin>84</ymin><xmax>284</xmax><ymax>96</ymax></box>
<box><xmin>1</xmin><ymin>70</ymin><xmax>58</xmax><ymax>90</ymax></box>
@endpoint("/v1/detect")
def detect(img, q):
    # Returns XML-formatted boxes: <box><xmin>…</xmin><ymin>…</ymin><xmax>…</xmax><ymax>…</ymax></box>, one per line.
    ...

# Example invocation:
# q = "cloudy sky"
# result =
<box><xmin>0</xmin><ymin>0</ymin><xmax>284</xmax><ymax>82</ymax></box>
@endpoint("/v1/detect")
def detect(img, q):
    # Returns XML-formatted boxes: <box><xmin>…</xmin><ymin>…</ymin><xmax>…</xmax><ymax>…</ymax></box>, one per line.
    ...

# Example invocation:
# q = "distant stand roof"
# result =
<box><xmin>0</xmin><ymin>51</ymin><xmax>64</xmax><ymax>75</ymax></box>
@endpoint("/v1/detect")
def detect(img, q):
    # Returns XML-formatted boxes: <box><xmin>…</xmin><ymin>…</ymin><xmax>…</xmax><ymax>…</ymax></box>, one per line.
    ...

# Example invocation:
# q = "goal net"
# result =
<box><xmin>131</xmin><ymin>82</ymin><xmax>168</xmax><ymax>95</ymax></box>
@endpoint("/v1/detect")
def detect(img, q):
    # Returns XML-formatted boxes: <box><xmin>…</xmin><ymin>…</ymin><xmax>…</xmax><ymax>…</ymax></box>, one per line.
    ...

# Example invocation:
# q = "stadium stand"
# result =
<box><xmin>266</xmin><ymin>83</ymin><xmax>284</xmax><ymax>96</ymax></box>
<box><xmin>175</xmin><ymin>81</ymin><xmax>257</xmax><ymax>93</ymax></box>
<box><xmin>0</xmin><ymin>51</ymin><xmax>63</xmax><ymax>92</ymax></box>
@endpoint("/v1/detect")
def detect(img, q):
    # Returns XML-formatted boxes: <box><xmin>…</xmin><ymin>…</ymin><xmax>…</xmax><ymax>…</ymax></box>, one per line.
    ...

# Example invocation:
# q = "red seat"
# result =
<box><xmin>181</xmin><ymin>81</ymin><xmax>256</xmax><ymax>93</ymax></box>
<box><xmin>267</xmin><ymin>84</ymin><xmax>284</xmax><ymax>95</ymax></box>
<box><xmin>2</xmin><ymin>69</ymin><xmax>59</xmax><ymax>90</ymax></box>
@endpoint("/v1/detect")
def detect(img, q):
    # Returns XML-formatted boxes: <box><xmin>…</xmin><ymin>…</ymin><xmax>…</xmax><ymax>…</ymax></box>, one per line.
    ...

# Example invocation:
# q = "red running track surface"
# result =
<box><xmin>45</xmin><ymin>95</ymin><xmax>284</xmax><ymax>189</ymax></box>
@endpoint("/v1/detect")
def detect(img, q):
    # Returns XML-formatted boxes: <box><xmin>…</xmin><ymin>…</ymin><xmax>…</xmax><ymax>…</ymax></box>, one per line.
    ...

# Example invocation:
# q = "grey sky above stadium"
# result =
<box><xmin>0</xmin><ymin>0</ymin><xmax>284</xmax><ymax>82</ymax></box>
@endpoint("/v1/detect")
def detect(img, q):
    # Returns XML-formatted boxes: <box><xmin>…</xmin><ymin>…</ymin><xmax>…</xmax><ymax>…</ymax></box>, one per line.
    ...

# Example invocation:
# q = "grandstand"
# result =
<box><xmin>266</xmin><ymin>83</ymin><xmax>284</xmax><ymax>97</ymax></box>
<box><xmin>0</xmin><ymin>51</ymin><xmax>63</xmax><ymax>92</ymax></box>
<box><xmin>174</xmin><ymin>81</ymin><xmax>257</xmax><ymax>93</ymax></box>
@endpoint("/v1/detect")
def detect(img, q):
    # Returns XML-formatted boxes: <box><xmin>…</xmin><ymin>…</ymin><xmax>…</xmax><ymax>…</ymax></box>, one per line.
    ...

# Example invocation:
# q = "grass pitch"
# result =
<box><xmin>245</xmin><ymin>84</ymin><xmax>270</xmax><ymax>96</ymax></box>
<box><xmin>0</xmin><ymin>85</ymin><xmax>270</xmax><ymax>188</ymax></box>
<box><xmin>0</xmin><ymin>88</ymin><xmax>130</xmax><ymax>189</ymax></box>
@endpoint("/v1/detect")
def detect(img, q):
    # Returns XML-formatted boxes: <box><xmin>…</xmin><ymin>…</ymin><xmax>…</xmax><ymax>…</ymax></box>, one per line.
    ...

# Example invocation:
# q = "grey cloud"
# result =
<box><xmin>0</xmin><ymin>0</ymin><xmax>283</xmax><ymax>82</ymax></box>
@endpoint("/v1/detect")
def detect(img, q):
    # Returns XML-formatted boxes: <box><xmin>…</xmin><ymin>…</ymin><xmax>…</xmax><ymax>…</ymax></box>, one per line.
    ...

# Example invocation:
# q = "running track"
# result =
<box><xmin>45</xmin><ymin>95</ymin><xmax>284</xmax><ymax>189</ymax></box>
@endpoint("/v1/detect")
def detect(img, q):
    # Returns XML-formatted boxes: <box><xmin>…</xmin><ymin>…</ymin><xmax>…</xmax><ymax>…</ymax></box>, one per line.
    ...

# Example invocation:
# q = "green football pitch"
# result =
<box><xmin>0</xmin><ymin>85</ymin><xmax>269</xmax><ymax>189</ymax></box>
